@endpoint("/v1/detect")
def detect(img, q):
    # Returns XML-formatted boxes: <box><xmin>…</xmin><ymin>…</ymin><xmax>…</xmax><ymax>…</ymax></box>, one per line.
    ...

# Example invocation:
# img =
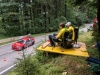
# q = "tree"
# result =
<box><xmin>67</xmin><ymin>0</ymin><xmax>100</xmax><ymax>33</ymax></box>
<box><xmin>0</xmin><ymin>0</ymin><xmax>96</xmax><ymax>36</ymax></box>
<box><xmin>97</xmin><ymin>0</ymin><xmax>100</xmax><ymax>34</ymax></box>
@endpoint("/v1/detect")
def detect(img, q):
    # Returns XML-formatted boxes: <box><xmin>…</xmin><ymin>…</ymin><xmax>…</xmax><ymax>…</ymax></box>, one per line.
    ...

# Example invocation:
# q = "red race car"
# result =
<box><xmin>12</xmin><ymin>37</ymin><xmax>35</xmax><ymax>50</ymax></box>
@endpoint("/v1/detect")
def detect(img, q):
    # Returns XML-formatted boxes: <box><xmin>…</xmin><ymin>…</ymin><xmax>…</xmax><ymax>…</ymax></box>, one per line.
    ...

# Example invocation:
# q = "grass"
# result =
<box><xmin>0</xmin><ymin>40</ymin><xmax>16</xmax><ymax>46</ymax></box>
<box><xmin>78</xmin><ymin>31</ymin><xmax>99</xmax><ymax>58</ymax></box>
<box><xmin>8</xmin><ymin>31</ymin><xmax>99</xmax><ymax>75</ymax></box>
<box><xmin>7</xmin><ymin>72</ymin><xmax>17</xmax><ymax>75</ymax></box>
<box><xmin>0</xmin><ymin>34</ymin><xmax>10</xmax><ymax>40</ymax></box>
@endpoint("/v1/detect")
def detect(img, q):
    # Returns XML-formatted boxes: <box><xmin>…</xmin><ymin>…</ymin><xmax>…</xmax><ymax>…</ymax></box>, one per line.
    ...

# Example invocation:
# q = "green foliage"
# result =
<box><xmin>15</xmin><ymin>51</ymin><xmax>40</xmax><ymax>75</ymax></box>
<box><xmin>13</xmin><ymin>50</ymin><xmax>65</xmax><ymax>75</ymax></box>
<box><xmin>56</xmin><ymin>16</ymin><xmax>67</xmax><ymax>24</ymax></box>
<box><xmin>35</xmin><ymin>51</ymin><xmax>47</xmax><ymax>64</ymax></box>
<box><xmin>94</xmin><ymin>33</ymin><xmax>100</xmax><ymax>42</ymax></box>
<box><xmin>0</xmin><ymin>0</ymin><xmax>96</xmax><ymax>36</ymax></box>
<box><xmin>66</xmin><ymin>0</ymin><xmax>96</xmax><ymax>26</ymax></box>
<box><xmin>0</xmin><ymin>0</ymin><xmax>67</xmax><ymax>36</ymax></box>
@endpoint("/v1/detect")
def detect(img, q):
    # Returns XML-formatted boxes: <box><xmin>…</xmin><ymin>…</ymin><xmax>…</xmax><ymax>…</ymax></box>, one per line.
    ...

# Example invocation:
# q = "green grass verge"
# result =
<box><xmin>7</xmin><ymin>31</ymin><xmax>98</xmax><ymax>75</ymax></box>
<box><xmin>0</xmin><ymin>34</ymin><xmax>9</xmax><ymax>40</ymax></box>
<box><xmin>0</xmin><ymin>40</ymin><xmax>16</xmax><ymax>46</ymax></box>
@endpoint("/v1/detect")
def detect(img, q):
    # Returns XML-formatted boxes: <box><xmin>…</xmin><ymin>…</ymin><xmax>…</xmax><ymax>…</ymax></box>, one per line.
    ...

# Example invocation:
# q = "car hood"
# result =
<box><xmin>13</xmin><ymin>42</ymin><xmax>24</xmax><ymax>46</ymax></box>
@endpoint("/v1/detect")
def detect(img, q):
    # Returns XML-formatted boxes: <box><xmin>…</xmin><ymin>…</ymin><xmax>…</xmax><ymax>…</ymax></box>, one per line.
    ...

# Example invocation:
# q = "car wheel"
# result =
<box><xmin>32</xmin><ymin>42</ymin><xmax>34</xmax><ymax>45</ymax></box>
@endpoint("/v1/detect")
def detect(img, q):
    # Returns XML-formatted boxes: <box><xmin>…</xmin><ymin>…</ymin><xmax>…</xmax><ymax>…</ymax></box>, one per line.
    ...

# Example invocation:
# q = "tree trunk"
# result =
<box><xmin>64</xmin><ymin>0</ymin><xmax>67</xmax><ymax>18</ymax></box>
<box><xmin>29</xmin><ymin>0</ymin><xmax>33</xmax><ymax>20</ymax></box>
<box><xmin>48</xmin><ymin>5</ymin><xmax>50</xmax><ymax>24</ymax></box>
<box><xmin>97</xmin><ymin>0</ymin><xmax>100</xmax><ymax>34</ymax></box>
<box><xmin>43</xmin><ymin>5</ymin><xmax>47</xmax><ymax>29</ymax></box>
<box><xmin>33</xmin><ymin>0</ymin><xmax>35</xmax><ymax>20</ymax></box>
<box><xmin>55</xmin><ymin>0</ymin><xmax>57</xmax><ymax>19</ymax></box>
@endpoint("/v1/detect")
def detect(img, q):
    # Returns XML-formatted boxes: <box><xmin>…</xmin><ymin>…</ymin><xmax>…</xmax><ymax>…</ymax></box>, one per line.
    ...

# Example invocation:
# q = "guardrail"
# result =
<box><xmin>0</xmin><ymin>35</ymin><xmax>26</xmax><ymax>43</ymax></box>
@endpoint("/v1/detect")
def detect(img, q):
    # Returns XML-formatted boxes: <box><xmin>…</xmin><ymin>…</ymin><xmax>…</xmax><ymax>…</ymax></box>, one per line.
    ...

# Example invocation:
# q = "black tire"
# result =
<box><xmin>32</xmin><ymin>42</ymin><xmax>34</xmax><ymax>45</ymax></box>
<box><xmin>20</xmin><ymin>47</ymin><xmax>24</xmax><ymax>50</ymax></box>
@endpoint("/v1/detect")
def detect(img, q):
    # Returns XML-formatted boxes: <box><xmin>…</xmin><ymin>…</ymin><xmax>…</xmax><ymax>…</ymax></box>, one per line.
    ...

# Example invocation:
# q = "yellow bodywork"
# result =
<box><xmin>37</xmin><ymin>42</ymin><xmax>89</xmax><ymax>57</ymax></box>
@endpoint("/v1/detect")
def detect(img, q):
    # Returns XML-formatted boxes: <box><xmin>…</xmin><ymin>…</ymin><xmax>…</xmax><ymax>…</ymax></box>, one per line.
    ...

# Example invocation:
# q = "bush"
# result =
<box><xmin>14</xmin><ymin>51</ymin><xmax>40</xmax><ymax>75</ymax></box>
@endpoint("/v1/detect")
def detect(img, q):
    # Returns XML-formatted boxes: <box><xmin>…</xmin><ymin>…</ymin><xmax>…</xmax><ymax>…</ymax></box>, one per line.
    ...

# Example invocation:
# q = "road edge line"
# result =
<box><xmin>0</xmin><ymin>64</ymin><xmax>16</xmax><ymax>75</ymax></box>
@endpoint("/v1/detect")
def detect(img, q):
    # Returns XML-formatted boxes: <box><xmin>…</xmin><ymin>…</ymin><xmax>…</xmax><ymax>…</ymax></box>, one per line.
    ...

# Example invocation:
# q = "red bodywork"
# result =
<box><xmin>12</xmin><ymin>37</ymin><xmax>35</xmax><ymax>50</ymax></box>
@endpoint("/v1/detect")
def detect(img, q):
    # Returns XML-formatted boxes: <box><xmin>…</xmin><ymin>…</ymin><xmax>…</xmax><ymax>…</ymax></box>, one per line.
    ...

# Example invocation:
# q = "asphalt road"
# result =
<box><xmin>0</xmin><ymin>23</ymin><xmax>92</xmax><ymax>75</ymax></box>
<box><xmin>0</xmin><ymin>34</ymin><xmax>50</xmax><ymax>75</ymax></box>
<box><xmin>79</xmin><ymin>23</ymin><xmax>93</xmax><ymax>32</ymax></box>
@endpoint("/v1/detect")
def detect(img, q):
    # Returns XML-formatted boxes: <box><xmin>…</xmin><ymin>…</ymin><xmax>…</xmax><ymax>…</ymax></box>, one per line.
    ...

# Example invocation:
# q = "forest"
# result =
<box><xmin>0</xmin><ymin>0</ymin><xmax>97</xmax><ymax>36</ymax></box>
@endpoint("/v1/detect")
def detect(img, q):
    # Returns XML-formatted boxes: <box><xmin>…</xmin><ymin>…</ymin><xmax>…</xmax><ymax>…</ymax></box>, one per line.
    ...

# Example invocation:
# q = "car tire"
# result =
<box><xmin>32</xmin><ymin>42</ymin><xmax>34</xmax><ymax>45</ymax></box>
<box><xmin>20</xmin><ymin>47</ymin><xmax>24</xmax><ymax>51</ymax></box>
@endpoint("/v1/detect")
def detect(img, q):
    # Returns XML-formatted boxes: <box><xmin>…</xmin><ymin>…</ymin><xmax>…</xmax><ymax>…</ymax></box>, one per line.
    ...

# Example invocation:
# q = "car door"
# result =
<box><xmin>30</xmin><ymin>38</ymin><xmax>34</xmax><ymax>44</ymax></box>
<box><xmin>24</xmin><ymin>39</ymin><xmax>30</xmax><ymax>47</ymax></box>
<box><xmin>27</xmin><ymin>39</ymin><xmax>32</xmax><ymax>46</ymax></box>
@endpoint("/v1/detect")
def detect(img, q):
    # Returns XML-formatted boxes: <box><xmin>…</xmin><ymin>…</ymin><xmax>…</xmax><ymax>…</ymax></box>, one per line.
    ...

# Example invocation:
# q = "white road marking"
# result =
<box><xmin>0</xmin><ymin>64</ymin><xmax>16</xmax><ymax>75</ymax></box>
<box><xmin>0</xmin><ymin>51</ymin><xmax>36</xmax><ymax>75</ymax></box>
